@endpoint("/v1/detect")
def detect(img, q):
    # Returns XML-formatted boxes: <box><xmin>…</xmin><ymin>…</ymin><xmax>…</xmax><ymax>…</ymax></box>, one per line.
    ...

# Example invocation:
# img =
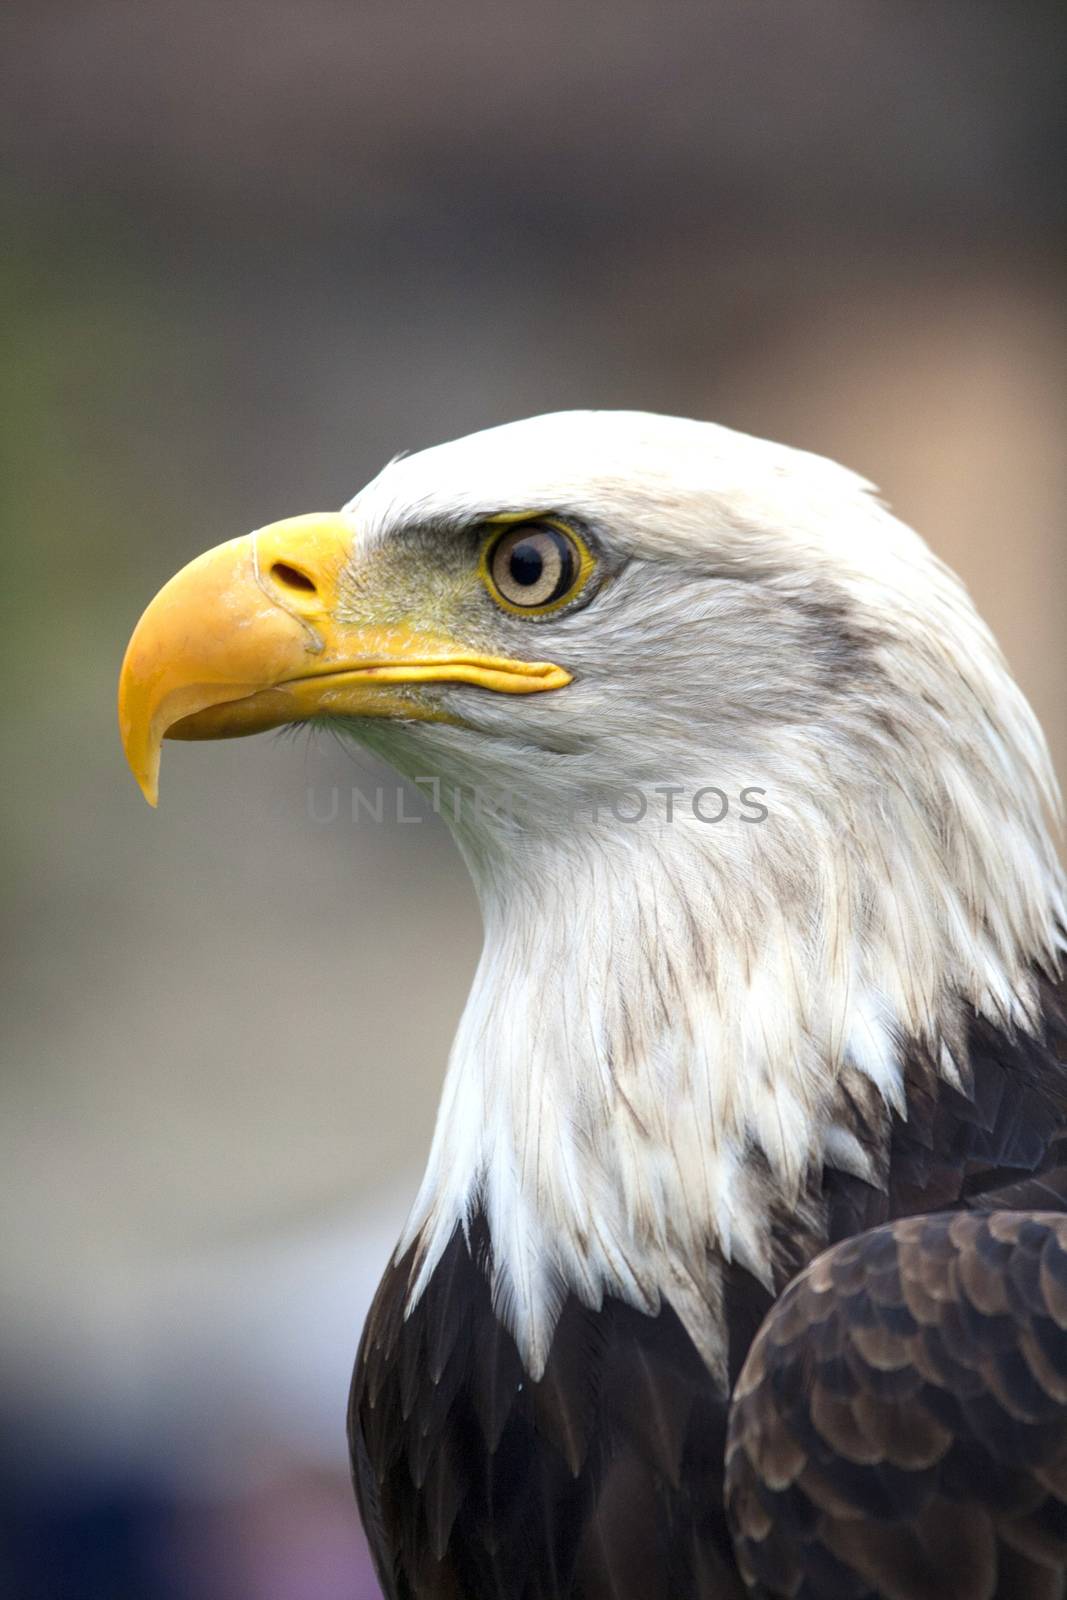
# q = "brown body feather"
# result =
<box><xmin>350</xmin><ymin>976</ymin><xmax>1067</xmax><ymax>1598</ymax></box>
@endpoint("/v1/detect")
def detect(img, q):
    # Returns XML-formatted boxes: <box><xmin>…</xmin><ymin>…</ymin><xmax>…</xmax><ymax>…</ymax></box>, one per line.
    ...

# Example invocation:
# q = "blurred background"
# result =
<box><xmin>2</xmin><ymin>2</ymin><xmax>1065</xmax><ymax>1594</ymax></box>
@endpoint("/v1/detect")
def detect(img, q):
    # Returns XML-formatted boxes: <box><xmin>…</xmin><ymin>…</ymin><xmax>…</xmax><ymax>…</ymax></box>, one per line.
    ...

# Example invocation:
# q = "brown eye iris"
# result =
<box><xmin>488</xmin><ymin>525</ymin><xmax>579</xmax><ymax>609</ymax></box>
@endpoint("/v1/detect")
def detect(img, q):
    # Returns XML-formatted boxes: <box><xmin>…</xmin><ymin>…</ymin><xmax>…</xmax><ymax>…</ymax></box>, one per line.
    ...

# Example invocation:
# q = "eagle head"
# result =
<box><xmin>119</xmin><ymin>411</ymin><xmax>1064</xmax><ymax>1374</ymax></box>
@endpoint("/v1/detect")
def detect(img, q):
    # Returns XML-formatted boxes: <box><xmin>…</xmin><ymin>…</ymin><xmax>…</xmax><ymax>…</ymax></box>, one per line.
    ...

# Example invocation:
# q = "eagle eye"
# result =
<box><xmin>482</xmin><ymin>521</ymin><xmax>591</xmax><ymax>615</ymax></box>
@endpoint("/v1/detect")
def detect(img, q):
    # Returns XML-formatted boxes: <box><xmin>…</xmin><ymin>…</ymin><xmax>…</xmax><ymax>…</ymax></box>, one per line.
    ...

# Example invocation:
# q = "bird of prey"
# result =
<box><xmin>119</xmin><ymin>412</ymin><xmax>1067</xmax><ymax>1599</ymax></box>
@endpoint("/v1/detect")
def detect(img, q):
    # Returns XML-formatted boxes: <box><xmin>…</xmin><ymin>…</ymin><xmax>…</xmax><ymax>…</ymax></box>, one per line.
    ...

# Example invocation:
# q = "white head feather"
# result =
<box><xmin>343</xmin><ymin>411</ymin><xmax>1065</xmax><ymax>1377</ymax></box>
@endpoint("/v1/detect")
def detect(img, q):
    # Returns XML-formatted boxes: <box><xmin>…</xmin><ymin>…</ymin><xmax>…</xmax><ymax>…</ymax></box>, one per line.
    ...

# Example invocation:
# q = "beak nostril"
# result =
<box><xmin>270</xmin><ymin>561</ymin><xmax>317</xmax><ymax>594</ymax></box>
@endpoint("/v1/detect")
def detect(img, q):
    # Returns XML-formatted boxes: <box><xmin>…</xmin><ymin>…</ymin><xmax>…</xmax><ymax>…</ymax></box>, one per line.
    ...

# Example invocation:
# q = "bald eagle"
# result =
<box><xmin>119</xmin><ymin>413</ymin><xmax>1067</xmax><ymax>1600</ymax></box>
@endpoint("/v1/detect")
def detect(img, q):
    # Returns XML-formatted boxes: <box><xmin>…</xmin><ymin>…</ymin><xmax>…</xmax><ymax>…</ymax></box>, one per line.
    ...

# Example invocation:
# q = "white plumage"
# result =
<box><xmin>336</xmin><ymin>411</ymin><xmax>1066</xmax><ymax>1376</ymax></box>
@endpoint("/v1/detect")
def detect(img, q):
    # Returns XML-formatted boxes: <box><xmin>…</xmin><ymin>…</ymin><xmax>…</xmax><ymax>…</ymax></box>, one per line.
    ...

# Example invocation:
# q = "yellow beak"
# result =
<box><xmin>118</xmin><ymin>512</ymin><xmax>571</xmax><ymax>806</ymax></box>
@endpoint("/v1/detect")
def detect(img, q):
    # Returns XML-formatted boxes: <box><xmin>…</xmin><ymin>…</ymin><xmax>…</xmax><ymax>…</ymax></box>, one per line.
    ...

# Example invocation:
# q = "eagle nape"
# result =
<box><xmin>119</xmin><ymin>410</ymin><xmax>1067</xmax><ymax>1599</ymax></box>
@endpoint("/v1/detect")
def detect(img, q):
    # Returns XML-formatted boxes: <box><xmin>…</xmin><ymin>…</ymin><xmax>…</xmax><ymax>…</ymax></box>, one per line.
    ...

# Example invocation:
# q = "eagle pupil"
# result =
<box><xmin>509</xmin><ymin>541</ymin><xmax>544</xmax><ymax>587</ymax></box>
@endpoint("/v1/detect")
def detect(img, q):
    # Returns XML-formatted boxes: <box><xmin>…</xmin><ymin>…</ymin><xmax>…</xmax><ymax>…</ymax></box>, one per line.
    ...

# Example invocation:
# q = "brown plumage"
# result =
<box><xmin>352</xmin><ymin>1214</ymin><xmax>751</xmax><ymax>1600</ymax></box>
<box><xmin>726</xmin><ymin>1211</ymin><xmax>1067</xmax><ymax>1600</ymax></box>
<box><xmin>350</xmin><ymin>978</ymin><xmax>1067</xmax><ymax>1599</ymax></box>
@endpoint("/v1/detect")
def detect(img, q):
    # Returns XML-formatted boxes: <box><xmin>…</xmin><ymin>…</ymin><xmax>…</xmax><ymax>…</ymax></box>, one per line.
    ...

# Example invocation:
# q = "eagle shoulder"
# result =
<box><xmin>725</xmin><ymin>1209</ymin><xmax>1067</xmax><ymax>1599</ymax></box>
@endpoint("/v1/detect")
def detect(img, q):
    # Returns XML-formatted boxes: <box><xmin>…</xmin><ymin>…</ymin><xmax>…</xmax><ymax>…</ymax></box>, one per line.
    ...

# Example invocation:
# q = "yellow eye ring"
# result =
<box><xmin>479</xmin><ymin>518</ymin><xmax>596</xmax><ymax>617</ymax></box>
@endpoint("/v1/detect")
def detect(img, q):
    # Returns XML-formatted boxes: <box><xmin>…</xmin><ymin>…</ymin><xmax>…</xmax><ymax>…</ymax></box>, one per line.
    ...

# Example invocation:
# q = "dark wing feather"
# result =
<box><xmin>725</xmin><ymin>1211</ymin><xmax>1067</xmax><ymax>1600</ymax></box>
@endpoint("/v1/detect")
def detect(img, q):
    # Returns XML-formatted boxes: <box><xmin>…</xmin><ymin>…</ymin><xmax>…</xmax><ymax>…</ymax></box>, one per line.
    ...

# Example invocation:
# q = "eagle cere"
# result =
<box><xmin>119</xmin><ymin>411</ymin><xmax>1067</xmax><ymax>1599</ymax></box>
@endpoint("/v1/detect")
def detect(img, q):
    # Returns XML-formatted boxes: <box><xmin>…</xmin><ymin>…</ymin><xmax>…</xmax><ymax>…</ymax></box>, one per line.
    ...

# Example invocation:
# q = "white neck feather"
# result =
<box><xmin>395</xmin><ymin>706</ymin><xmax>1065</xmax><ymax>1379</ymax></box>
